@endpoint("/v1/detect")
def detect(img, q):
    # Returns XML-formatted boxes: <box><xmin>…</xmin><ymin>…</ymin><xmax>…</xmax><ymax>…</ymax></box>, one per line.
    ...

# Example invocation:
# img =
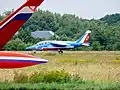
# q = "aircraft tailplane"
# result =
<box><xmin>81</xmin><ymin>42</ymin><xmax>90</xmax><ymax>46</ymax></box>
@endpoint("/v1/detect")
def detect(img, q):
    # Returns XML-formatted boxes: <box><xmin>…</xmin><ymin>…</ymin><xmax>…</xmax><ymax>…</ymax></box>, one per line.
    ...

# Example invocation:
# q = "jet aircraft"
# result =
<box><xmin>26</xmin><ymin>30</ymin><xmax>91</xmax><ymax>53</ymax></box>
<box><xmin>0</xmin><ymin>0</ymin><xmax>48</xmax><ymax>69</ymax></box>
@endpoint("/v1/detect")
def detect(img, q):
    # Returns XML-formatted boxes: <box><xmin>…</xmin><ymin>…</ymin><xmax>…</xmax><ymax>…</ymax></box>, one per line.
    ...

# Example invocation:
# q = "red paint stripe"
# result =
<box><xmin>0</xmin><ymin>51</ymin><xmax>35</xmax><ymax>58</ymax></box>
<box><xmin>84</xmin><ymin>33</ymin><xmax>90</xmax><ymax>43</ymax></box>
<box><xmin>26</xmin><ymin>0</ymin><xmax>44</xmax><ymax>7</ymax></box>
<box><xmin>0</xmin><ymin>61</ymin><xmax>38</xmax><ymax>68</ymax></box>
<box><xmin>0</xmin><ymin>20</ymin><xmax>26</xmax><ymax>49</ymax></box>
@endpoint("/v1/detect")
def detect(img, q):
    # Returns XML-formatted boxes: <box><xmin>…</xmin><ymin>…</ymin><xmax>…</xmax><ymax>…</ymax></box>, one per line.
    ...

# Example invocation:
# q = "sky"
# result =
<box><xmin>0</xmin><ymin>0</ymin><xmax>120</xmax><ymax>19</ymax></box>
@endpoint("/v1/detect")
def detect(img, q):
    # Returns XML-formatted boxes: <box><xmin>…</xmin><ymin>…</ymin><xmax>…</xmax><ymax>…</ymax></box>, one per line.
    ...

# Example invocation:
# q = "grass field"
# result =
<box><xmin>0</xmin><ymin>51</ymin><xmax>120</xmax><ymax>82</ymax></box>
<box><xmin>0</xmin><ymin>51</ymin><xmax>120</xmax><ymax>89</ymax></box>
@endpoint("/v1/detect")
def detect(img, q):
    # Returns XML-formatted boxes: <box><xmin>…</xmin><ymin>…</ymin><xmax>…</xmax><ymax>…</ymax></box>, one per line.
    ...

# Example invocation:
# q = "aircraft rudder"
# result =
<box><xmin>83</xmin><ymin>30</ymin><xmax>91</xmax><ymax>43</ymax></box>
<box><xmin>76</xmin><ymin>30</ymin><xmax>91</xmax><ymax>44</ymax></box>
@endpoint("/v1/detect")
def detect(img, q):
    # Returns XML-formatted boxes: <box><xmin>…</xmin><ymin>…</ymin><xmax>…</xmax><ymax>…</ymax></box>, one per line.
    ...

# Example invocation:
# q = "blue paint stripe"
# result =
<box><xmin>76</xmin><ymin>33</ymin><xmax>86</xmax><ymax>43</ymax></box>
<box><xmin>0</xmin><ymin>13</ymin><xmax>32</xmax><ymax>30</ymax></box>
<box><xmin>13</xmin><ymin>13</ymin><xmax>32</xmax><ymax>20</ymax></box>
<box><xmin>0</xmin><ymin>59</ymin><xmax>47</xmax><ymax>63</ymax></box>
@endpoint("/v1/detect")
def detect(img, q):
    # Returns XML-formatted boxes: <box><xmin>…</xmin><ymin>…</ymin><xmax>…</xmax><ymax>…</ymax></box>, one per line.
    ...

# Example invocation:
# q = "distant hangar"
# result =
<box><xmin>31</xmin><ymin>31</ymin><xmax>55</xmax><ymax>39</ymax></box>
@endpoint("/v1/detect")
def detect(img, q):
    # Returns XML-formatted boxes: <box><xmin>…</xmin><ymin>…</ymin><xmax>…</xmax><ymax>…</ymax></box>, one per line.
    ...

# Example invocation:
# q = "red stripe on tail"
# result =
<box><xmin>84</xmin><ymin>33</ymin><xmax>90</xmax><ymax>43</ymax></box>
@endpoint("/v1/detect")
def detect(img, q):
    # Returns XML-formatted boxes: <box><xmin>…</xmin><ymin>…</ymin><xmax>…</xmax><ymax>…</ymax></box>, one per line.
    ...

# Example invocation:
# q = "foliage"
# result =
<box><xmin>14</xmin><ymin>70</ymin><xmax>71</xmax><ymax>83</ymax></box>
<box><xmin>1</xmin><ymin>70</ymin><xmax>120</xmax><ymax>89</ymax></box>
<box><xmin>0</xmin><ymin>82</ymin><xmax>120</xmax><ymax>90</ymax></box>
<box><xmin>4</xmin><ymin>38</ymin><xmax>26</xmax><ymax>51</ymax></box>
<box><xmin>0</xmin><ymin>15</ymin><xmax>4</xmax><ymax>21</ymax></box>
<box><xmin>1</xmin><ymin>10</ymin><xmax>120</xmax><ymax>51</ymax></box>
<box><xmin>100</xmin><ymin>13</ymin><xmax>120</xmax><ymax>25</ymax></box>
<box><xmin>43</xmin><ymin>70</ymin><xmax>70</xmax><ymax>83</ymax></box>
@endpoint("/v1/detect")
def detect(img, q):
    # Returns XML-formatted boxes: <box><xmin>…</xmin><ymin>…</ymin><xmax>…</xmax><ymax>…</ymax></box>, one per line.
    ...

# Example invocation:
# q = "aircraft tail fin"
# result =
<box><xmin>76</xmin><ymin>30</ymin><xmax>91</xmax><ymax>44</ymax></box>
<box><xmin>0</xmin><ymin>0</ymin><xmax>44</xmax><ymax>49</ymax></box>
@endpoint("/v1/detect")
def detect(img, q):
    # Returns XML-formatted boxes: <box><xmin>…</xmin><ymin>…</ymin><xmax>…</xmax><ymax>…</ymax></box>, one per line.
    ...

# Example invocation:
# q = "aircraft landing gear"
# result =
<box><xmin>58</xmin><ymin>49</ymin><xmax>63</xmax><ymax>53</ymax></box>
<box><xmin>31</xmin><ymin>50</ymin><xmax>36</xmax><ymax>55</ymax></box>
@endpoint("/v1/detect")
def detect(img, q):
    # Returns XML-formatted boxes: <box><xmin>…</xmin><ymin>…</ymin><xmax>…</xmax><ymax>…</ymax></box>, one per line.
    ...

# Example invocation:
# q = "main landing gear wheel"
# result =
<box><xmin>58</xmin><ymin>49</ymin><xmax>63</xmax><ymax>53</ymax></box>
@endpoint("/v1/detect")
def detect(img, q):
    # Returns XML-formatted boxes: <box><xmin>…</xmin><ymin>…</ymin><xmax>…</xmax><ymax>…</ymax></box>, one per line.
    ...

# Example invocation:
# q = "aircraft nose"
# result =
<box><xmin>37</xmin><ymin>58</ymin><xmax>48</xmax><ymax>63</ymax></box>
<box><xmin>26</xmin><ymin>46</ymin><xmax>35</xmax><ymax>51</ymax></box>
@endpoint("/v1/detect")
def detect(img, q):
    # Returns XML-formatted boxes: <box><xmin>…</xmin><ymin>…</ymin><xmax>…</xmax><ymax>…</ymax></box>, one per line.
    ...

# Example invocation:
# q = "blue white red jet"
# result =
<box><xmin>0</xmin><ymin>0</ymin><xmax>48</xmax><ymax>68</ymax></box>
<box><xmin>26</xmin><ymin>30</ymin><xmax>91</xmax><ymax>53</ymax></box>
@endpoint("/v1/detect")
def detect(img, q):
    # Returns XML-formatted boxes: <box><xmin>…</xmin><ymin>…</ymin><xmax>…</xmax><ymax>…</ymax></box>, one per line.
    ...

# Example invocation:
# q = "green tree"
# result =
<box><xmin>4</xmin><ymin>38</ymin><xmax>26</xmax><ymax>51</ymax></box>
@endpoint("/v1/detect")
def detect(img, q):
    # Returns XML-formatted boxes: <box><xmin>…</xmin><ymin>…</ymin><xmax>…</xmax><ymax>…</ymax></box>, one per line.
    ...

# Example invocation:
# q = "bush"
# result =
<box><xmin>28</xmin><ymin>72</ymin><xmax>44</xmax><ymax>83</ymax></box>
<box><xmin>4</xmin><ymin>38</ymin><xmax>26</xmax><ymax>51</ymax></box>
<box><xmin>13</xmin><ymin>70</ymin><xmax>71</xmax><ymax>83</ymax></box>
<box><xmin>43</xmin><ymin>70</ymin><xmax>71</xmax><ymax>83</ymax></box>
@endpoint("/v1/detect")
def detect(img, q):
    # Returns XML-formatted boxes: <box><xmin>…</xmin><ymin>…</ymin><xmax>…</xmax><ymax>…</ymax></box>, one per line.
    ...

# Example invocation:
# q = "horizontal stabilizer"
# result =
<box><xmin>82</xmin><ymin>43</ymin><xmax>90</xmax><ymax>46</ymax></box>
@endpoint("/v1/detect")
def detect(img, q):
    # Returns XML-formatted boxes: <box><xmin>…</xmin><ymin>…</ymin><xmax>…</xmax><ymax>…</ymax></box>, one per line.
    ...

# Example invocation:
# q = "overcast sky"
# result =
<box><xmin>0</xmin><ymin>0</ymin><xmax>120</xmax><ymax>19</ymax></box>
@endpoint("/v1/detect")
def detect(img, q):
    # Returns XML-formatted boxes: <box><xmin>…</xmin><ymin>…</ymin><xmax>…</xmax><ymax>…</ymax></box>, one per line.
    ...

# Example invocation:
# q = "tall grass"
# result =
<box><xmin>0</xmin><ymin>70</ymin><xmax>118</xmax><ymax>89</ymax></box>
<box><xmin>13</xmin><ymin>70</ymin><xmax>79</xmax><ymax>83</ymax></box>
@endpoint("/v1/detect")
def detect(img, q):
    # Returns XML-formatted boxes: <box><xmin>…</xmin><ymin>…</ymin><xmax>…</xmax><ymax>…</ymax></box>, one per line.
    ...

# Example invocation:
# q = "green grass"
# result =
<box><xmin>0</xmin><ymin>81</ymin><xmax>120</xmax><ymax>90</ymax></box>
<box><xmin>10</xmin><ymin>70</ymin><xmax>120</xmax><ymax>89</ymax></box>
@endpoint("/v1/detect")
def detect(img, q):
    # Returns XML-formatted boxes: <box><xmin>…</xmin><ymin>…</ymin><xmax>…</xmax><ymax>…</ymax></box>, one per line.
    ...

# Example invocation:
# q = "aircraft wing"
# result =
<box><xmin>50</xmin><ymin>42</ymin><xmax>69</xmax><ymax>47</ymax></box>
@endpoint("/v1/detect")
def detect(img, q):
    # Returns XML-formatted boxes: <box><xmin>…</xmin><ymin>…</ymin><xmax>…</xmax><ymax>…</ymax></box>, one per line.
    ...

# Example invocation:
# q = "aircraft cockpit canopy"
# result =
<box><xmin>36</xmin><ymin>41</ymin><xmax>50</xmax><ymax>45</ymax></box>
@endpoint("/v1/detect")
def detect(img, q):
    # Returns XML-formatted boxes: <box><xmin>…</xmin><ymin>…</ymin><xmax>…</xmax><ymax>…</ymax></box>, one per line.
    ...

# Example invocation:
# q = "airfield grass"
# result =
<box><xmin>0</xmin><ymin>51</ymin><xmax>120</xmax><ymax>89</ymax></box>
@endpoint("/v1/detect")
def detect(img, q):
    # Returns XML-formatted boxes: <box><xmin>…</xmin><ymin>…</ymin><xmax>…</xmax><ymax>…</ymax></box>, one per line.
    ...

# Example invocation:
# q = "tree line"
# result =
<box><xmin>1</xmin><ymin>10</ymin><xmax>120</xmax><ymax>51</ymax></box>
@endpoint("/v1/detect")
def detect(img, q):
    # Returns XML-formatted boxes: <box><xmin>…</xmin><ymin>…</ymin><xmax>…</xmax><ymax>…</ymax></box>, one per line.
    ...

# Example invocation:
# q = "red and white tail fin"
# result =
<box><xmin>82</xmin><ymin>30</ymin><xmax>91</xmax><ymax>43</ymax></box>
<box><xmin>76</xmin><ymin>30</ymin><xmax>91</xmax><ymax>44</ymax></box>
<box><xmin>0</xmin><ymin>0</ymin><xmax>44</xmax><ymax>49</ymax></box>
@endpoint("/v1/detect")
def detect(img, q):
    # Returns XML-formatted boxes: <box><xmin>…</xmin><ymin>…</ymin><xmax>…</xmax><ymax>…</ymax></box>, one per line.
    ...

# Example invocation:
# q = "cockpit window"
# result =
<box><xmin>36</xmin><ymin>41</ymin><xmax>50</xmax><ymax>46</ymax></box>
